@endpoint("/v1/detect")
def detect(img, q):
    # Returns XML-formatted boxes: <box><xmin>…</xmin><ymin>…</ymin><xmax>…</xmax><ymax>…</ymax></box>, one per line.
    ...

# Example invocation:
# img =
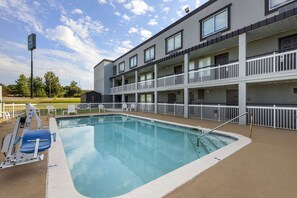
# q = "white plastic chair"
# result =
<box><xmin>63</xmin><ymin>105</ymin><xmax>77</xmax><ymax>115</ymax></box>
<box><xmin>47</xmin><ymin>106</ymin><xmax>56</xmax><ymax>115</ymax></box>
<box><xmin>98</xmin><ymin>104</ymin><xmax>105</xmax><ymax>113</ymax></box>
<box><xmin>122</xmin><ymin>103</ymin><xmax>128</xmax><ymax>111</ymax></box>
<box><xmin>2</xmin><ymin>112</ymin><xmax>11</xmax><ymax>120</ymax></box>
<box><xmin>129</xmin><ymin>103</ymin><xmax>136</xmax><ymax>111</ymax></box>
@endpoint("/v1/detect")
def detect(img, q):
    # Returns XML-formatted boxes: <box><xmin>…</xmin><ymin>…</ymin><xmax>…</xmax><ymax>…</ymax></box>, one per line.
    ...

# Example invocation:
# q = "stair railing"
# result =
<box><xmin>197</xmin><ymin>112</ymin><xmax>252</xmax><ymax>147</ymax></box>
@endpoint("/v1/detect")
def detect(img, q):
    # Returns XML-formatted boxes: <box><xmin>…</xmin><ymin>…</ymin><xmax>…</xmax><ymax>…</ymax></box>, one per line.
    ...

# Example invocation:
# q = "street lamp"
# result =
<box><xmin>28</xmin><ymin>33</ymin><xmax>36</xmax><ymax>98</ymax></box>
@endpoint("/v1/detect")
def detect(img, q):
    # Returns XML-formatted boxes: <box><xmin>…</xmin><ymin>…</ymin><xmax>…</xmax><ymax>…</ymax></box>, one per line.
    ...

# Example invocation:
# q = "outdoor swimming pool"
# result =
<box><xmin>56</xmin><ymin>115</ymin><xmax>239</xmax><ymax>198</ymax></box>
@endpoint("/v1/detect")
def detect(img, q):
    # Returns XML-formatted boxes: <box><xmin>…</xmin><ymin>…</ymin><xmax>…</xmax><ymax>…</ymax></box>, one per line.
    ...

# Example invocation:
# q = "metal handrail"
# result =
<box><xmin>197</xmin><ymin>112</ymin><xmax>250</xmax><ymax>147</ymax></box>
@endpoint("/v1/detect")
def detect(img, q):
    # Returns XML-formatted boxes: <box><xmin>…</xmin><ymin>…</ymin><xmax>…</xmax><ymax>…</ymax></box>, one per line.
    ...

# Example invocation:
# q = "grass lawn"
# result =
<box><xmin>2</xmin><ymin>97</ymin><xmax>80</xmax><ymax>104</ymax></box>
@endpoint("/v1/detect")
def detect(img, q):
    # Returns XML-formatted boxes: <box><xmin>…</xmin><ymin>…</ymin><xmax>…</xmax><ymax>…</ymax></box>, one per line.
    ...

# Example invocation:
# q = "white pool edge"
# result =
<box><xmin>47</xmin><ymin>113</ymin><xmax>251</xmax><ymax>198</ymax></box>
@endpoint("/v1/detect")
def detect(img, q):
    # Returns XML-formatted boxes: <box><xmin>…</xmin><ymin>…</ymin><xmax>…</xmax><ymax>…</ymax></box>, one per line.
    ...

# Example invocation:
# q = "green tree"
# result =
<box><xmin>1</xmin><ymin>84</ymin><xmax>9</xmax><ymax>96</ymax></box>
<box><xmin>7</xmin><ymin>84</ymin><xmax>18</xmax><ymax>96</ymax></box>
<box><xmin>44</xmin><ymin>71</ymin><xmax>62</xmax><ymax>98</ymax></box>
<box><xmin>15</xmin><ymin>74</ymin><xmax>30</xmax><ymax>97</ymax></box>
<box><xmin>64</xmin><ymin>81</ymin><xmax>82</xmax><ymax>97</ymax></box>
<box><xmin>33</xmin><ymin>77</ymin><xmax>46</xmax><ymax>97</ymax></box>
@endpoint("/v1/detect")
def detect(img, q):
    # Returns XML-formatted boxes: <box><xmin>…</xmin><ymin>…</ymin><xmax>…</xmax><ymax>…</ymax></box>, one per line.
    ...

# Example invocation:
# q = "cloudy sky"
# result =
<box><xmin>0</xmin><ymin>0</ymin><xmax>207</xmax><ymax>90</ymax></box>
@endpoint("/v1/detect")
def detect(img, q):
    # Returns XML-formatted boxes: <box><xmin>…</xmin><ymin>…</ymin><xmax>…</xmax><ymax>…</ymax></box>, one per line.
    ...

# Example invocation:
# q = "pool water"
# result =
<box><xmin>57</xmin><ymin>115</ymin><xmax>236</xmax><ymax>198</ymax></box>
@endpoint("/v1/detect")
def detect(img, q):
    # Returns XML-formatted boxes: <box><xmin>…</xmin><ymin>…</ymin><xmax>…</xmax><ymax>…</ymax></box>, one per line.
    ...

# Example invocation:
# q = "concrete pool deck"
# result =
<box><xmin>1</xmin><ymin>112</ymin><xmax>297</xmax><ymax>198</ymax></box>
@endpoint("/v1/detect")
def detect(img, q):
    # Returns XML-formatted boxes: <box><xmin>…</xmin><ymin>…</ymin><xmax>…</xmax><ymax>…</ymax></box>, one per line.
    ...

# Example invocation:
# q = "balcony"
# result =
<box><xmin>246</xmin><ymin>49</ymin><xmax>297</xmax><ymax>76</ymax></box>
<box><xmin>188</xmin><ymin>62</ymin><xmax>239</xmax><ymax>84</ymax></box>
<box><xmin>137</xmin><ymin>79</ymin><xmax>155</xmax><ymax>89</ymax></box>
<box><xmin>110</xmin><ymin>49</ymin><xmax>297</xmax><ymax>94</ymax></box>
<box><xmin>123</xmin><ymin>83</ymin><xmax>136</xmax><ymax>92</ymax></box>
<box><xmin>157</xmin><ymin>73</ymin><xmax>184</xmax><ymax>87</ymax></box>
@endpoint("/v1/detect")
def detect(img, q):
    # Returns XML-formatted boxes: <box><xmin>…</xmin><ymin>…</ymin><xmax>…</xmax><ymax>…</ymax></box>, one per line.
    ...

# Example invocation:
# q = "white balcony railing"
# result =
<box><xmin>157</xmin><ymin>73</ymin><xmax>184</xmax><ymax>87</ymax></box>
<box><xmin>188</xmin><ymin>62</ymin><xmax>239</xmax><ymax>84</ymax></box>
<box><xmin>188</xmin><ymin>104</ymin><xmax>239</xmax><ymax>122</ymax></box>
<box><xmin>137</xmin><ymin>103</ymin><xmax>155</xmax><ymax>113</ymax></box>
<box><xmin>247</xmin><ymin>105</ymin><xmax>297</xmax><ymax>130</ymax></box>
<box><xmin>246</xmin><ymin>50</ymin><xmax>297</xmax><ymax>76</ymax></box>
<box><xmin>137</xmin><ymin>79</ymin><xmax>155</xmax><ymax>89</ymax></box>
<box><xmin>157</xmin><ymin>103</ymin><xmax>184</xmax><ymax>117</ymax></box>
<box><xmin>110</xmin><ymin>86</ymin><xmax>123</xmax><ymax>93</ymax></box>
<box><xmin>123</xmin><ymin>83</ymin><xmax>136</xmax><ymax>92</ymax></box>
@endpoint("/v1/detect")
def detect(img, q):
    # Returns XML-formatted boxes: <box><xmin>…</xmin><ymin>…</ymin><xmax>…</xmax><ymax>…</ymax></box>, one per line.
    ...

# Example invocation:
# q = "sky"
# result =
<box><xmin>0</xmin><ymin>0</ymin><xmax>207</xmax><ymax>90</ymax></box>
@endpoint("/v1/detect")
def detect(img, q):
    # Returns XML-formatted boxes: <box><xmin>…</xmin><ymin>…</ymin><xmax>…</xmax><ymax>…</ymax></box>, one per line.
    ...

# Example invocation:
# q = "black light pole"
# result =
<box><xmin>28</xmin><ymin>33</ymin><xmax>36</xmax><ymax>98</ymax></box>
<box><xmin>30</xmin><ymin>50</ymin><xmax>33</xmax><ymax>98</ymax></box>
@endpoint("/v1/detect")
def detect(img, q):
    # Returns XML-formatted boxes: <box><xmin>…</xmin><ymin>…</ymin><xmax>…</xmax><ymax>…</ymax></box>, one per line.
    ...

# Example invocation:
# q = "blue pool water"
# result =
<box><xmin>57</xmin><ymin>115</ymin><xmax>236</xmax><ymax>198</ymax></box>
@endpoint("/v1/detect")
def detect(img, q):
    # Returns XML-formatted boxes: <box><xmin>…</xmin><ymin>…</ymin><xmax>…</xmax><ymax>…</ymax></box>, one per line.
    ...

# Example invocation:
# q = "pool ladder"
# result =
<box><xmin>197</xmin><ymin>112</ymin><xmax>253</xmax><ymax>147</ymax></box>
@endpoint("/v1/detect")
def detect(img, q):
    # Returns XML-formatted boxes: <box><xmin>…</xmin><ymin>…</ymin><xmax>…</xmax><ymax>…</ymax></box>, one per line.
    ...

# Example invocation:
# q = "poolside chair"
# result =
<box><xmin>0</xmin><ymin>103</ymin><xmax>56</xmax><ymax>169</ymax></box>
<box><xmin>122</xmin><ymin>103</ymin><xmax>128</xmax><ymax>111</ymax></box>
<box><xmin>98</xmin><ymin>104</ymin><xmax>106</xmax><ymax>113</ymax></box>
<box><xmin>1</xmin><ymin>112</ymin><xmax>11</xmax><ymax>121</ymax></box>
<box><xmin>47</xmin><ymin>105</ymin><xmax>57</xmax><ymax>115</ymax></box>
<box><xmin>129</xmin><ymin>103</ymin><xmax>136</xmax><ymax>111</ymax></box>
<box><xmin>63</xmin><ymin>104</ymin><xmax>77</xmax><ymax>115</ymax></box>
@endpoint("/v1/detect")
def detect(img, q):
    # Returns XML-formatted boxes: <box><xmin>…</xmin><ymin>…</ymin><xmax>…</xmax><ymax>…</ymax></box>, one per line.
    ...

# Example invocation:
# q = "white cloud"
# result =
<box><xmin>140</xmin><ymin>28</ymin><xmax>152</xmax><ymax>40</ymax></box>
<box><xmin>60</xmin><ymin>15</ymin><xmax>104</xmax><ymax>39</ymax></box>
<box><xmin>124</xmin><ymin>0</ymin><xmax>154</xmax><ymax>15</ymax></box>
<box><xmin>128</xmin><ymin>27</ymin><xmax>139</xmax><ymax>34</ymax></box>
<box><xmin>98</xmin><ymin>0</ymin><xmax>107</xmax><ymax>4</ymax></box>
<box><xmin>114</xmin><ymin>11</ymin><xmax>121</xmax><ymax>16</ymax></box>
<box><xmin>0</xmin><ymin>0</ymin><xmax>43</xmax><ymax>33</ymax></box>
<box><xmin>45</xmin><ymin>25</ymin><xmax>103</xmax><ymax>70</ymax></box>
<box><xmin>0</xmin><ymin>40</ymin><xmax>102</xmax><ymax>89</ymax></box>
<box><xmin>162</xmin><ymin>7</ymin><xmax>170</xmax><ymax>14</ymax></box>
<box><xmin>72</xmin><ymin>8</ymin><xmax>83</xmax><ymax>15</ymax></box>
<box><xmin>163</xmin><ymin>0</ymin><xmax>172</xmax><ymax>2</ymax></box>
<box><xmin>128</xmin><ymin>26</ymin><xmax>152</xmax><ymax>40</ymax></box>
<box><xmin>179</xmin><ymin>0</ymin><xmax>188</xmax><ymax>2</ymax></box>
<box><xmin>116</xmin><ymin>0</ymin><xmax>126</xmax><ymax>3</ymax></box>
<box><xmin>177</xmin><ymin>10</ymin><xmax>183</xmax><ymax>17</ymax></box>
<box><xmin>196</xmin><ymin>0</ymin><xmax>201</xmax><ymax>8</ymax></box>
<box><xmin>148</xmin><ymin>18</ymin><xmax>158</xmax><ymax>26</ymax></box>
<box><xmin>115</xmin><ymin>40</ymin><xmax>133</xmax><ymax>54</ymax></box>
<box><xmin>122</xmin><ymin>14</ymin><xmax>131</xmax><ymax>21</ymax></box>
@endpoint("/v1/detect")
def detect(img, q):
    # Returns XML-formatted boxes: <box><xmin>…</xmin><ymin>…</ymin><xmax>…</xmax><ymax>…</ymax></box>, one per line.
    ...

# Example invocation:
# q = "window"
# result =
<box><xmin>270</xmin><ymin>0</ymin><xmax>294</xmax><ymax>10</ymax></box>
<box><xmin>198</xmin><ymin>57</ymin><xmax>211</xmax><ymax>77</ymax></box>
<box><xmin>265</xmin><ymin>0</ymin><xmax>295</xmax><ymax>14</ymax></box>
<box><xmin>119</xmin><ymin>62</ymin><xmax>125</xmax><ymax>73</ymax></box>
<box><xmin>139</xmin><ymin>94</ymin><xmax>153</xmax><ymax>103</ymax></box>
<box><xmin>189</xmin><ymin>61</ymin><xmax>195</xmax><ymax>79</ymax></box>
<box><xmin>144</xmin><ymin>45</ymin><xmax>155</xmax><ymax>62</ymax></box>
<box><xmin>293</xmin><ymin>88</ymin><xmax>297</xmax><ymax>94</ymax></box>
<box><xmin>166</xmin><ymin>31</ymin><xmax>182</xmax><ymax>53</ymax></box>
<box><xmin>129</xmin><ymin>55</ymin><xmax>137</xmax><ymax>68</ymax></box>
<box><xmin>113</xmin><ymin>65</ymin><xmax>117</xmax><ymax>75</ymax></box>
<box><xmin>200</xmin><ymin>5</ymin><xmax>231</xmax><ymax>40</ymax></box>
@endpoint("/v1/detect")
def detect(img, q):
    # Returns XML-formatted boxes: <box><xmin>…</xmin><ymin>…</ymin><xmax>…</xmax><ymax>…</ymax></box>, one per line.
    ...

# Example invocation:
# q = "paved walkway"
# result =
<box><xmin>0</xmin><ymin>112</ymin><xmax>297</xmax><ymax>198</ymax></box>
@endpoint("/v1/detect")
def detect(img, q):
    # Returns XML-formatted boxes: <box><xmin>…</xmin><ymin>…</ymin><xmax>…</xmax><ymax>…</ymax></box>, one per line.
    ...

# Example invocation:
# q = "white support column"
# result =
<box><xmin>238</xmin><ymin>82</ymin><xmax>246</xmax><ymax>125</ymax></box>
<box><xmin>135</xmin><ymin>71</ymin><xmax>138</xmax><ymax>109</ymax></box>
<box><xmin>184</xmin><ymin>88</ymin><xmax>189</xmax><ymax>118</ymax></box>
<box><xmin>154</xmin><ymin>91</ymin><xmax>158</xmax><ymax>114</ymax></box>
<box><xmin>154</xmin><ymin>64</ymin><xmax>158</xmax><ymax>114</ymax></box>
<box><xmin>122</xmin><ymin>75</ymin><xmax>125</xmax><ymax>102</ymax></box>
<box><xmin>135</xmin><ymin>71</ymin><xmax>138</xmax><ymax>90</ymax></box>
<box><xmin>239</xmin><ymin>33</ymin><xmax>247</xmax><ymax>125</ymax></box>
<box><xmin>184</xmin><ymin>53</ymin><xmax>189</xmax><ymax>84</ymax></box>
<box><xmin>239</xmin><ymin>33</ymin><xmax>246</xmax><ymax>77</ymax></box>
<box><xmin>184</xmin><ymin>53</ymin><xmax>189</xmax><ymax>118</ymax></box>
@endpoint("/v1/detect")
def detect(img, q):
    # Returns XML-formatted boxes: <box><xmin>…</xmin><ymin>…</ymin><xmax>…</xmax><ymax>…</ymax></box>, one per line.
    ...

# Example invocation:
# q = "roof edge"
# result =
<box><xmin>94</xmin><ymin>59</ymin><xmax>114</xmax><ymax>69</ymax></box>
